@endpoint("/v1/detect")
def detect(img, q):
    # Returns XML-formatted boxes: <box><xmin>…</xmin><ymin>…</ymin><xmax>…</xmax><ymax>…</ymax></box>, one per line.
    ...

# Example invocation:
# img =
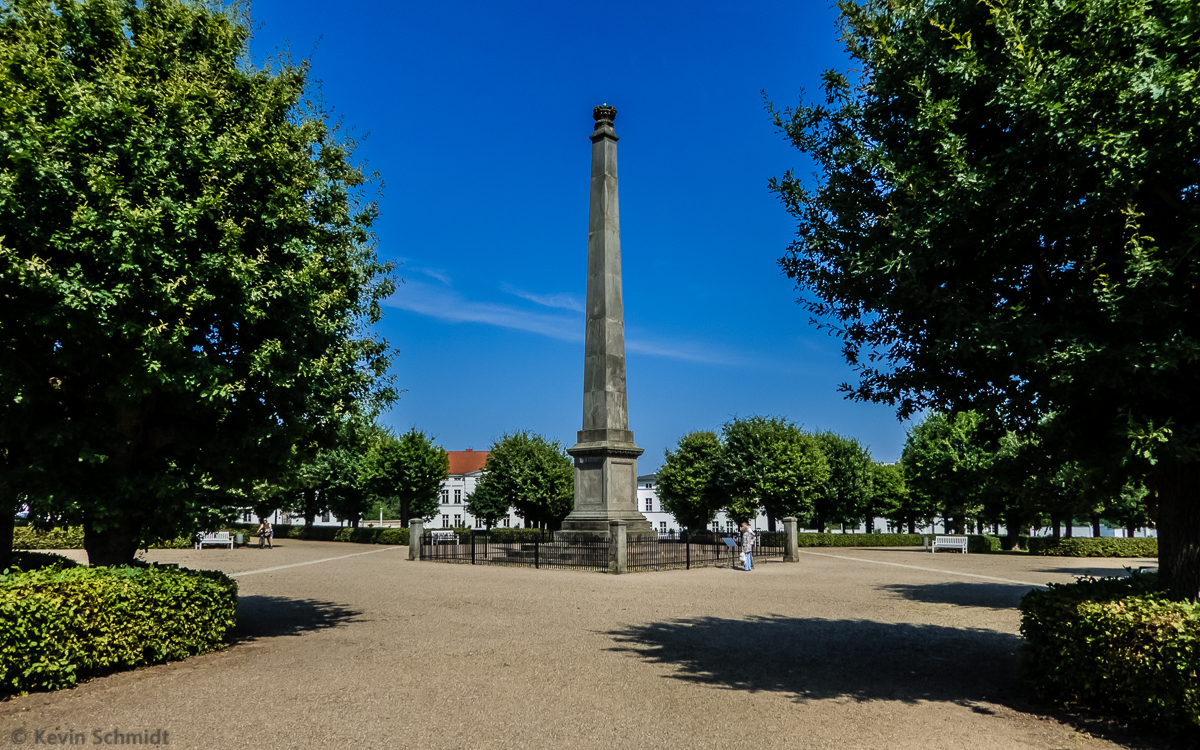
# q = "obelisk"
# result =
<box><xmin>558</xmin><ymin>104</ymin><xmax>656</xmax><ymax>542</ymax></box>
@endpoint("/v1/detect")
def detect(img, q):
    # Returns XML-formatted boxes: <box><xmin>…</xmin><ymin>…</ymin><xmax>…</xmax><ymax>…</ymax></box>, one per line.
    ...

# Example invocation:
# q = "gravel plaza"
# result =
<box><xmin>2</xmin><ymin>540</ymin><xmax>1160</xmax><ymax>750</ymax></box>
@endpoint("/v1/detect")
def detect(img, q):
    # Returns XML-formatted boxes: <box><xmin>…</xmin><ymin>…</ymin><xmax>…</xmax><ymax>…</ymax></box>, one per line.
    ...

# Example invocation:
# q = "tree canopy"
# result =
<box><xmin>717</xmin><ymin>416</ymin><xmax>830</xmax><ymax>526</ymax></box>
<box><xmin>810</xmin><ymin>431</ymin><xmax>872</xmax><ymax>533</ymax></box>
<box><xmin>473</xmin><ymin>432</ymin><xmax>573</xmax><ymax>529</ymax></box>
<box><xmin>657</xmin><ymin>431</ymin><xmax>725</xmax><ymax>532</ymax></box>
<box><xmin>770</xmin><ymin>0</ymin><xmax>1199</xmax><ymax>598</ymax></box>
<box><xmin>0</xmin><ymin>0</ymin><xmax>395</xmax><ymax>566</ymax></box>
<box><xmin>362</xmin><ymin>428</ymin><xmax>448</xmax><ymax>525</ymax></box>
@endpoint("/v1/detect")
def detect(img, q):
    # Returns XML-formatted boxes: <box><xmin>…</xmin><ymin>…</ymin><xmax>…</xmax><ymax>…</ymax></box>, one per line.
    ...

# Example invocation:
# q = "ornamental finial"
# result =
<box><xmin>593</xmin><ymin>104</ymin><xmax>616</xmax><ymax>129</ymax></box>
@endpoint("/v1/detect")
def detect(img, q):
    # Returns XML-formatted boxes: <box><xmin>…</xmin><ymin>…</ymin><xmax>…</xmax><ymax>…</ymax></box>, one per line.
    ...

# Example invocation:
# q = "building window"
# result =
<box><xmin>441</xmin><ymin>489</ymin><xmax>449</xmax><ymax>504</ymax></box>
<box><xmin>454</xmin><ymin>489</ymin><xmax>462</xmax><ymax>503</ymax></box>
<box><xmin>645</xmin><ymin>498</ymin><xmax>653</xmax><ymax>512</ymax></box>
<box><xmin>243</xmin><ymin>512</ymin><xmax>252</xmax><ymax>522</ymax></box>
<box><xmin>660</xmin><ymin>521</ymin><xmax>667</xmax><ymax>531</ymax></box>
<box><xmin>474</xmin><ymin>517</ymin><xmax>482</xmax><ymax>529</ymax></box>
<box><xmin>503</xmin><ymin>517</ymin><xmax>510</xmax><ymax>528</ymax></box>
<box><xmin>454</xmin><ymin>514</ymin><xmax>462</xmax><ymax>527</ymax></box>
<box><xmin>442</xmin><ymin>514</ymin><xmax>449</xmax><ymax>528</ymax></box>
<box><xmin>321</xmin><ymin>512</ymin><xmax>330</xmax><ymax>523</ymax></box>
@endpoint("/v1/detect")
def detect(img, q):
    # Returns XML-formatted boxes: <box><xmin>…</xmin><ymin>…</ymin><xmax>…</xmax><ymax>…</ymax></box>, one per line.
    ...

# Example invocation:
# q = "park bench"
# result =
<box><xmin>431</xmin><ymin>530</ymin><xmax>458</xmax><ymax>545</ymax></box>
<box><xmin>195</xmin><ymin>531</ymin><xmax>234</xmax><ymax>550</ymax></box>
<box><xmin>930</xmin><ymin>535</ymin><xmax>969</xmax><ymax>554</ymax></box>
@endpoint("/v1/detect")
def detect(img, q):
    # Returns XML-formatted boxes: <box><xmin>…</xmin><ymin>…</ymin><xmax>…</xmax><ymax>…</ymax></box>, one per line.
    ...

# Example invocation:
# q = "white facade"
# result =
<box><xmin>430</xmin><ymin>468</ymin><xmax>525</xmax><ymax>530</ymax></box>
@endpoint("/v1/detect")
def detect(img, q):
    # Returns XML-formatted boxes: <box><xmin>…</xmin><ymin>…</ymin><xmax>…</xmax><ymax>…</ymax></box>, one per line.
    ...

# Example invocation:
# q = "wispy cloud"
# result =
<box><xmin>385</xmin><ymin>280</ymin><xmax>581</xmax><ymax>342</ymax></box>
<box><xmin>384</xmin><ymin>280</ymin><xmax>741</xmax><ymax>366</ymax></box>
<box><xmin>501</xmin><ymin>283</ymin><xmax>584</xmax><ymax>312</ymax></box>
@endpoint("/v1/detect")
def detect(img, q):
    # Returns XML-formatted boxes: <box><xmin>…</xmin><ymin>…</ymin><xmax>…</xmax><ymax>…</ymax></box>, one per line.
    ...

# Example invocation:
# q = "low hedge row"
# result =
<box><xmin>0</xmin><ymin>564</ymin><xmax>238</xmax><ymax>695</ymax></box>
<box><xmin>231</xmin><ymin>523</ymin><xmax>410</xmax><ymax>546</ymax></box>
<box><xmin>1027</xmin><ymin>537</ymin><xmax>1158</xmax><ymax>557</ymax></box>
<box><xmin>1020</xmin><ymin>572</ymin><xmax>1198</xmax><ymax>734</ymax></box>
<box><xmin>14</xmin><ymin>526</ymin><xmax>206</xmax><ymax>551</ymax></box>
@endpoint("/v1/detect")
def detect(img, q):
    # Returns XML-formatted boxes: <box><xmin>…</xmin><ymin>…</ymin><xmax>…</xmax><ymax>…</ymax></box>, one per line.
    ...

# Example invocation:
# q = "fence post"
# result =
<box><xmin>608</xmin><ymin>520</ymin><xmax>627</xmax><ymax>574</ymax></box>
<box><xmin>783</xmin><ymin>516</ymin><xmax>799</xmax><ymax>563</ymax></box>
<box><xmin>534</xmin><ymin>536</ymin><xmax>540</xmax><ymax>569</ymax></box>
<box><xmin>409</xmin><ymin>519</ymin><xmax>423</xmax><ymax>561</ymax></box>
<box><xmin>471</xmin><ymin>530</ymin><xmax>476</xmax><ymax>565</ymax></box>
<box><xmin>686</xmin><ymin>530</ymin><xmax>691</xmax><ymax>570</ymax></box>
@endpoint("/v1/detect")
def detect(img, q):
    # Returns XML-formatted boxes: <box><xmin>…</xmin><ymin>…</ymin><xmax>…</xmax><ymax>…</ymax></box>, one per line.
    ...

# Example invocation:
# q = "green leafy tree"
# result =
<box><xmin>1105</xmin><ymin>481</ymin><xmax>1153</xmax><ymax>539</ymax></box>
<box><xmin>473</xmin><ymin>432</ymin><xmax>573</xmax><ymax>530</ymax></box>
<box><xmin>0</xmin><ymin>0</ymin><xmax>395</xmax><ymax>566</ymax></box>
<box><xmin>811</xmin><ymin>432</ymin><xmax>873</xmax><ymax>533</ymax></box>
<box><xmin>769</xmin><ymin>0</ymin><xmax>1200</xmax><ymax>598</ymax></box>
<box><xmin>900</xmin><ymin>413</ymin><xmax>993</xmax><ymax>534</ymax></box>
<box><xmin>717</xmin><ymin>417</ymin><xmax>830</xmax><ymax>527</ymax></box>
<box><xmin>465</xmin><ymin>481</ymin><xmax>510</xmax><ymax>531</ymax></box>
<box><xmin>867</xmin><ymin>462</ymin><xmax>906</xmax><ymax>533</ymax></box>
<box><xmin>363</xmin><ymin>428</ymin><xmax>448</xmax><ymax>525</ymax></box>
<box><xmin>657</xmin><ymin>431</ymin><xmax>725</xmax><ymax>532</ymax></box>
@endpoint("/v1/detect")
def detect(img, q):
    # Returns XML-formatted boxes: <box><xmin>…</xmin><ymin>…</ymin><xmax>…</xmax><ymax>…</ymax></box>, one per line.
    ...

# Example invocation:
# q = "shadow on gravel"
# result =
<box><xmin>231</xmin><ymin>595</ymin><xmax>363</xmax><ymax>643</ymax></box>
<box><xmin>605</xmin><ymin>615</ymin><xmax>1171</xmax><ymax>749</ymax></box>
<box><xmin>605</xmin><ymin>615</ymin><xmax>1019</xmax><ymax>705</ymax></box>
<box><xmin>877</xmin><ymin>581</ymin><xmax>1037</xmax><ymax>610</ymax></box>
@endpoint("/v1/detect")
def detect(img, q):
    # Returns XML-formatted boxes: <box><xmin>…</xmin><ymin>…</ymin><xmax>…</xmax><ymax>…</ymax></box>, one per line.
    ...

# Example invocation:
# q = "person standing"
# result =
<box><xmin>257</xmin><ymin>518</ymin><xmax>273</xmax><ymax>549</ymax></box>
<box><xmin>740</xmin><ymin>521</ymin><xmax>755</xmax><ymax>571</ymax></box>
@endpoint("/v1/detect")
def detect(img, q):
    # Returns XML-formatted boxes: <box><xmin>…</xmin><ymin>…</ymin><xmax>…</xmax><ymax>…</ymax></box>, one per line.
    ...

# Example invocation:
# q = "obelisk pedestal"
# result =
<box><xmin>557</xmin><ymin>105</ymin><xmax>656</xmax><ymax>542</ymax></box>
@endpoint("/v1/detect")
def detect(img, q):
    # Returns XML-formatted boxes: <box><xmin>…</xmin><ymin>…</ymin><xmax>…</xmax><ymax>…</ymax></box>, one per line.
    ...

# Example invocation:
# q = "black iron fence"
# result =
<box><xmin>419</xmin><ymin>531</ymin><xmax>608</xmax><ymax>571</ymax></box>
<box><xmin>420</xmin><ymin>530</ymin><xmax>784</xmax><ymax>573</ymax></box>
<box><xmin>628</xmin><ymin>533</ymin><xmax>785</xmax><ymax>572</ymax></box>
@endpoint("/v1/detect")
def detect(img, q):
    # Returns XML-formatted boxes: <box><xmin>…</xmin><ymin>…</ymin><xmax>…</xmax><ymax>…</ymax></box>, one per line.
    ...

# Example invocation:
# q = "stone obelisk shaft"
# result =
<box><xmin>559</xmin><ymin>105</ymin><xmax>654</xmax><ymax>542</ymax></box>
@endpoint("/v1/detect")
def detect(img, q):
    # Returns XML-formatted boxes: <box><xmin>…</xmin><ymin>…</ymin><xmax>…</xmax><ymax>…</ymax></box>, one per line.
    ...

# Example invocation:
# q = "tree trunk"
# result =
<box><xmin>1003</xmin><ymin>513</ymin><xmax>1025</xmax><ymax>551</ymax></box>
<box><xmin>1127</xmin><ymin>521</ymin><xmax>1136</xmax><ymax>538</ymax></box>
<box><xmin>303</xmin><ymin>489</ymin><xmax>316</xmax><ymax>527</ymax></box>
<box><xmin>1150</xmin><ymin>462</ymin><xmax>1200</xmax><ymax>602</ymax></box>
<box><xmin>399</xmin><ymin>497</ymin><xmax>410</xmax><ymax>527</ymax></box>
<box><xmin>1091</xmin><ymin>514</ymin><xmax>1101</xmax><ymax>538</ymax></box>
<box><xmin>84</xmin><ymin>517</ymin><xmax>142</xmax><ymax>567</ymax></box>
<box><xmin>767</xmin><ymin>516</ymin><xmax>777</xmax><ymax>532</ymax></box>
<box><xmin>351</xmin><ymin>517</ymin><xmax>360</xmax><ymax>529</ymax></box>
<box><xmin>0</xmin><ymin>508</ymin><xmax>13</xmax><ymax>572</ymax></box>
<box><xmin>1065</xmin><ymin>522</ymin><xmax>1074</xmax><ymax>538</ymax></box>
<box><xmin>907</xmin><ymin>518</ymin><xmax>916</xmax><ymax>534</ymax></box>
<box><xmin>1053</xmin><ymin>519</ymin><xmax>1061</xmax><ymax>539</ymax></box>
<box><xmin>816</xmin><ymin>508</ymin><xmax>826</xmax><ymax>534</ymax></box>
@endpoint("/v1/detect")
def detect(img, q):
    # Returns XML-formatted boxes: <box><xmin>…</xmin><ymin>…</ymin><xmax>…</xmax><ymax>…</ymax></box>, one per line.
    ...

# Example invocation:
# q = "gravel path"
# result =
<box><xmin>2</xmin><ymin>542</ymin><xmax>1158</xmax><ymax>749</ymax></box>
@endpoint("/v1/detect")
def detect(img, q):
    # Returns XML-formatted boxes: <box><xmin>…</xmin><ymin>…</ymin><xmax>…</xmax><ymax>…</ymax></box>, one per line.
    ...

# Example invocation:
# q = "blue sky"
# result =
<box><xmin>247</xmin><ymin>0</ymin><xmax>914</xmax><ymax>466</ymax></box>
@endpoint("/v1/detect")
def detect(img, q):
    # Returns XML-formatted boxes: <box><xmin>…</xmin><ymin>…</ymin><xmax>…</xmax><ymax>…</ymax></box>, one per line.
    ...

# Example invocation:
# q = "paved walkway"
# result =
<box><xmin>3</xmin><ymin>542</ymin><xmax>1158</xmax><ymax>749</ymax></box>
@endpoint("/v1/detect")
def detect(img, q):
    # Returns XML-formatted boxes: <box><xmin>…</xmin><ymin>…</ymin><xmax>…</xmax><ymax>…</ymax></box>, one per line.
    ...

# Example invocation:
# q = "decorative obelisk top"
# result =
<box><xmin>575</xmin><ymin>102</ymin><xmax>637</xmax><ymax>451</ymax></box>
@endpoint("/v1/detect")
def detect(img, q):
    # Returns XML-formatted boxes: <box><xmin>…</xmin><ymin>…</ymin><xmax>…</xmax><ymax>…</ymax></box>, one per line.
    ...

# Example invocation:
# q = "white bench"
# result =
<box><xmin>931</xmin><ymin>535</ymin><xmax>969</xmax><ymax>553</ymax></box>
<box><xmin>195</xmin><ymin>531</ymin><xmax>234</xmax><ymax>550</ymax></box>
<box><xmin>430</xmin><ymin>530</ymin><xmax>458</xmax><ymax>545</ymax></box>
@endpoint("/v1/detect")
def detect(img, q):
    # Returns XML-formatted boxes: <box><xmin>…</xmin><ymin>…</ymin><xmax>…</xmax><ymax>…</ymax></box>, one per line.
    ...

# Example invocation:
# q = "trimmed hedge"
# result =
<box><xmin>1020</xmin><ymin>572</ymin><xmax>1198</xmax><ymax>734</ymax></box>
<box><xmin>14</xmin><ymin>526</ymin><xmax>222</xmax><ymax>551</ymax></box>
<box><xmin>232</xmin><ymin>523</ymin><xmax>409</xmax><ymax>546</ymax></box>
<box><xmin>0</xmin><ymin>565</ymin><xmax>238</xmax><ymax>695</ymax></box>
<box><xmin>1027</xmin><ymin>537</ymin><xmax>1158</xmax><ymax>558</ymax></box>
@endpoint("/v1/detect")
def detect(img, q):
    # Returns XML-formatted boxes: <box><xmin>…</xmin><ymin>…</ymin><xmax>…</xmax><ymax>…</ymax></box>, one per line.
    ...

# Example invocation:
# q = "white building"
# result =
<box><xmin>430</xmin><ymin>449</ymin><xmax>522</xmax><ymax>529</ymax></box>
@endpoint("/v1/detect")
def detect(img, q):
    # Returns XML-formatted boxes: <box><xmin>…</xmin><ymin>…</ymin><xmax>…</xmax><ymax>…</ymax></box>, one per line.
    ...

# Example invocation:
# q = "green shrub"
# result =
<box><xmin>5</xmin><ymin>551</ymin><xmax>79</xmax><ymax>572</ymax></box>
<box><xmin>14</xmin><ymin>526</ymin><xmax>218</xmax><ymax>550</ymax></box>
<box><xmin>333</xmin><ymin>527</ymin><xmax>353</xmax><ymax>542</ymax></box>
<box><xmin>796</xmin><ymin>533</ymin><xmax>926</xmax><ymax>547</ymax></box>
<box><xmin>12</xmin><ymin>526</ymin><xmax>85</xmax><ymax>550</ymax></box>
<box><xmin>1027</xmin><ymin>537</ymin><xmax>1158</xmax><ymax>557</ymax></box>
<box><xmin>376</xmin><ymin>528</ymin><xmax>408</xmax><ymax>545</ymax></box>
<box><xmin>1020</xmin><ymin>572</ymin><xmax>1198</xmax><ymax>734</ymax></box>
<box><xmin>0</xmin><ymin>565</ymin><xmax>238</xmax><ymax>695</ymax></box>
<box><xmin>969</xmin><ymin>535</ymin><xmax>1003</xmax><ymax>553</ymax></box>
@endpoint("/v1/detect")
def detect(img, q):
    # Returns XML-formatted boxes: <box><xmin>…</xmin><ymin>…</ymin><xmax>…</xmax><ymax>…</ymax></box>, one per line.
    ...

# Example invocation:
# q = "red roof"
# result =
<box><xmin>446</xmin><ymin>449</ymin><xmax>488</xmax><ymax>475</ymax></box>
